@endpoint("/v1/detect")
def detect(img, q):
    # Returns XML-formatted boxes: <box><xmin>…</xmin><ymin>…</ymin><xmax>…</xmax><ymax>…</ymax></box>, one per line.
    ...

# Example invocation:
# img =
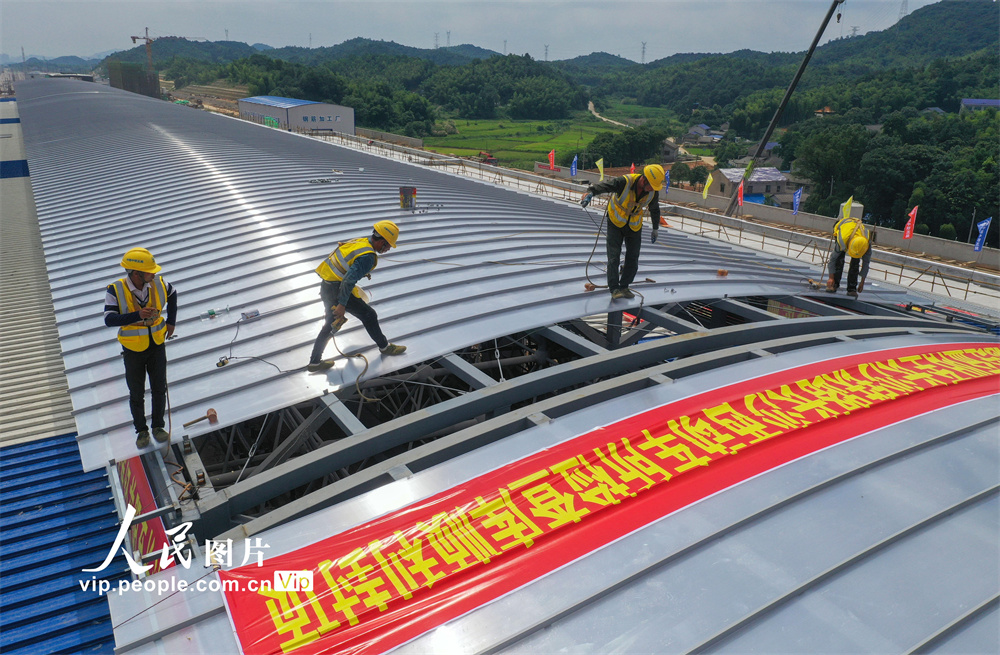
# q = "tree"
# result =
<box><xmin>671</xmin><ymin>162</ymin><xmax>691</xmax><ymax>184</ymax></box>
<box><xmin>938</xmin><ymin>223</ymin><xmax>957</xmax><ymax>240</ymax></box>
<box><xmin>689</xmin><ymin>165</ymin><xmax>709</xmax><ymax>186</ymax></box>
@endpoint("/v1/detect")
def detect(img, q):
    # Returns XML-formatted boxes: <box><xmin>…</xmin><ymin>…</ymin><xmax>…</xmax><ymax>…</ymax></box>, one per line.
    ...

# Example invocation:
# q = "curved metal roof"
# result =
<box><xmin>17</xmin><ymin>78</ymin><xmax>887</xmax><ymax>472</ymax></box>
<box><xmin>15</xmin><ymin>78</ymin><xmax>998</xmax><ymax>655</ymax></box>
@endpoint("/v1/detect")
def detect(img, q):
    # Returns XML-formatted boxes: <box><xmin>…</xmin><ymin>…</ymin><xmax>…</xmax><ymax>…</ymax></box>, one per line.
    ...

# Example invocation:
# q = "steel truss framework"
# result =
<box><xmin>140</xmin><ymin>290</ymin><xmax>988</xmax><ymax>542</ymax></box>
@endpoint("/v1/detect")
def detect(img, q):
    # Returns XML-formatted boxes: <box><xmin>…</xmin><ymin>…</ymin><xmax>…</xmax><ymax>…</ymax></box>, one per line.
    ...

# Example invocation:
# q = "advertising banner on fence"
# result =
<box><xmin>219</xmin><ymin>344</ymin><xmax>999</xmax><ymax>655</ymax></box>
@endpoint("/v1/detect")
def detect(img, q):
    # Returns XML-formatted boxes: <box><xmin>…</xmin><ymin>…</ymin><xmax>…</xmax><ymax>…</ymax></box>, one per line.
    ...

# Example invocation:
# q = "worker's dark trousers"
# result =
<box><xmin>828</xmin><ymin>250</ymin><xmax>860</xmax><ymax>292</ymax></box>
<box><xmin>606</xmin><ymin>220</ymin><xmax>642</xmax><ymax>291</ymax></box>
<box><xmin>123</xmin><ymin>341</ymin><xmax>167</xmax><ymax>433</ymax></box>
<box><xmin>310</xmin><ymin>281</ymin><xmax>388</xmax><ymax>363</ymax></box>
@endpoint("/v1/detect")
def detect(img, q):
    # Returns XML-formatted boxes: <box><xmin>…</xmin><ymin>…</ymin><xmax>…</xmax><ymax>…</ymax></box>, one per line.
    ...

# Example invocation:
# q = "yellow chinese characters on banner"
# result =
<box><xmin>222</xmin><ymin>346</ymin><xmax>999</xmax><ymax>655</ymax></box>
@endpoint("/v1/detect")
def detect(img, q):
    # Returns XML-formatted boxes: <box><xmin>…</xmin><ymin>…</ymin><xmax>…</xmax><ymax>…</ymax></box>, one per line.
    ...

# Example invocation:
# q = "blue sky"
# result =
<box><xmin>3</xmin><ymin>0</ymin><xmax>942</xmax><ymax>61</ymax></box>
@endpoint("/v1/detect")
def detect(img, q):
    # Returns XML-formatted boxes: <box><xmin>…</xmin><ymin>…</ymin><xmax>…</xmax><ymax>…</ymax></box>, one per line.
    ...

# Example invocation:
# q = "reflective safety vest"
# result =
<box><xmin>833</xmin><ymin>217</ymin><xmax>870</xmax><ymax>253</ymax></box>
<box><xmin>607</xmin><ymin>174</ymin><xmax>655</xmax><ymax>232</ymax></box>
<box><xmin>113</xmin><ymin>276</ymin><xmax>168</xmax><ymax>352</ymax></box>
<box><xmin>315</xmin><ymin>238</ymin><xmax>378</xmax><ymax>300</ymax></box>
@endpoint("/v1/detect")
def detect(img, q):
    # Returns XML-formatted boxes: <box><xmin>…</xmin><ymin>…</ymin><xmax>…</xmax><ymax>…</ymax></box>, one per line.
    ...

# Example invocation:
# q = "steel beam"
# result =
<box><xmin>440</xmin><ymin>353</ymin><xmax>500</xmax><ymax>389</ymax></box>
<box><xmin>638</xmin><ymin>306</ymin><xmax>703</xmax><ymax>335</ymax></box>
<box><xmin>537</xmin><ymin>325</ymin><xmax>607</xmax><ymax>357</ymax></box>
<box><xmin>714</xmin><ymin>298</ymin><xmax>782</xmax><ymax>322</ymax></box>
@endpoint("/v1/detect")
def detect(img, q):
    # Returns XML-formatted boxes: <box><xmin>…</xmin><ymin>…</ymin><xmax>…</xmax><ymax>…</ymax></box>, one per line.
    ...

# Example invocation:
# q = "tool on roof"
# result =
<box><xmin>183</xmin><ymin>408</ymin><xmax>218</xmax><ymax>428</ymax></box>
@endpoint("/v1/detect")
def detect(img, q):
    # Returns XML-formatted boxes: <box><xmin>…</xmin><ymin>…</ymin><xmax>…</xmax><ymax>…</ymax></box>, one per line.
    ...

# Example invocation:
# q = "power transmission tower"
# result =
<box><xmin>447</xmin><ymin>31</ymin><xmax>450</xmax><ymax>47</ymax></box>
<box><xmin>898</xmin><ymin>0</ymin><xmax>909</xmax><ymax>21</ymax></box>
<box><xmin>641</xmin><ymin>42</ymin><xmax>646</xmax><ymax>64</ymax></box>
<box><xmin>21</xmin><ymin>46</ymin><xmax>26</xmax><ymax>65</ymax></box>
<box><xmin>504</xmin><ymin>39</ymin><xmax>507</xmax><ymax>55</ymax></box>
<box><xmin>225</xmin><ymin>29</ymin><xmax>229</xmax><ymax>40</ymax></box>
<box><xmin>309</xmin><ymin>33</ymin><xmax>312</xmax><ymax>48</ymax></box>
<box><xmin>850</xmin><ymin>26</ymin><xmax>860</xmax><ymax>37</ymax></box>
<box><xmin>434</xmin><ymin>33</ymin><xmax>439</xmax><ymax>49</ymax></box>
<box><xmin>544</xmin><ymin>44</ymin><xmax>548</xmax><ymax>61</ymax></box>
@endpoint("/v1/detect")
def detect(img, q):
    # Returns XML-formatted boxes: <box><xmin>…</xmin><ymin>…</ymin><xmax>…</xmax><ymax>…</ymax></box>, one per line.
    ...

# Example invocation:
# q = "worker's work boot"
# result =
<box><xmin>153</xmin><ymin>427</ymin><xmax>170</xmax><ymax>443</ymax></box>
<box><xmin>611</xmin><ymin>288</ymin><xmax>628</xmax><ymax>300</ymax></box>
<box><xmin>620</xmin><ymin>288</ymin><xmax>635</xmax><ymax>299</ymax></box>
<box><xmin>380</xmin><ymin>343</ymin><xmax>406</xmax><ymax>356</ymax></box>
<box><xmin>825</xmin><ymin>276</ymin><xmax>837</xmax><ymax>293</ymax></box>
<box><xmin>846</xmin><ymin>289</ymin><xmax>859</xmax><ymax>298</ymax></box>
<box><xmin>306</xmin><ymin>359</ymin><xmax>336</xmax><ymax>373</ymax></box>
<box><xmin>135</xmin><ymin>430</ymin><xmax>151</xmax><ymax>449</ymax></box>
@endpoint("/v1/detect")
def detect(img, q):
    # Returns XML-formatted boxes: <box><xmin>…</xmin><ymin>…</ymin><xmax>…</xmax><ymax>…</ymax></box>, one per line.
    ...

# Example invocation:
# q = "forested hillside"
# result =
<box><xmin>92</xmin><ymin>0</ymin><xmax>997</xmax><ymax>244</ymax></box>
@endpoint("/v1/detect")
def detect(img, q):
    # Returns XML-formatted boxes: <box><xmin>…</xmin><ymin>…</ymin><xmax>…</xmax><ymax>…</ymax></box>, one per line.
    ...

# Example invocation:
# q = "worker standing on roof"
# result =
<box><xmin>308</xmin><ymin>221</ymin><xmax>406</xmax><ymax>372</ymax></box>
<box><xmin>580</xmin><ymin>164</ymin><xmax>665</xmax><ymax>299</ymax></box>
<box><xmin>826</xmin><ymin>216</ymin><xmax>872</xmax><ymax>298</ymax></box>
<box><xmin>104</xmin><ymin>248</ymin><xmax>177</xmax><ymax>449</ymax></box>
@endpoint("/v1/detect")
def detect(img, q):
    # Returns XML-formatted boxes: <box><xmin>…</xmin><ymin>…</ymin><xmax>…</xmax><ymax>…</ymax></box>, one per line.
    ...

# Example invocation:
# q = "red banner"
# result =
<box><xmin>219</xmin><ymin>344</ymin><xmax>999</xmax><ymax>655</ymax></box>
<box><xmin>117</xmin><ymin>456</ymin><xmax>173</xmax><ymax>574</ymax></box>
<box><xmin>904</xmin><ymin>205</ymin><xmax>918</xmax><ymax>239</ymax></box>
<box><xmin>738</xmin><ymin>179</ymin><xmax>744</xmax><ymax>207</ymax></box>
<box><xmin>548</xmin><ymin>149</ymin><xmax>555</xmax><ymax>169</ymax></box>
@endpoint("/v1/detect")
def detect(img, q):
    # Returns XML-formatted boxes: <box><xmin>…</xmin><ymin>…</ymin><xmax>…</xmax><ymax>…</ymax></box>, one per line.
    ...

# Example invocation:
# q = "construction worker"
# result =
<box><xmin>581</xmin><ymin>164</ymin><xmax>665</xmax><ymax>299</ymax></box>
<box><xmin>104</xmin><ymin>248</ymin><xmax>177</xmax><ymax>449</ymax></box>
<box><xmin>308</xmin><ymin>221</ymin><xmax>406</xmax><ymax>372</ymax></box>
<box><xmin>826</xmin><ymin>216</ymin><xmax>872</xmax><ymax>297</ymax></box>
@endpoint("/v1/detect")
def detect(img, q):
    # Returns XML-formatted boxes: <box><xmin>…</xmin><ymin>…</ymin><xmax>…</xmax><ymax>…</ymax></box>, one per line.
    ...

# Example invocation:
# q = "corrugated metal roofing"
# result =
<box><xmin>17</xmin><ymin>78</ymin><xmax>902</xmax><ymax>473</ymax></box>
<box><xmin>15</xmin><ymin>78</ymin><xmax>997</xmax><ymax>655</ymax></box>
<box><xmin>719</xmin><ymin>166</ymin><xmax>788</xmax><ymax>183</ymax></box>
<box><xmin>239</xmin><ymin>95</ymin><xmax>321</xmax><ymax>109</ymax></box>
<box><xmin>0</xmin><ymin>432</ymin><xmax>126</xmax><ymax>654</ymax></box>
<box><xmin>0</xmin><ymin>96</ymin><xmax>76</xmax><ymax>446</ymax></box>
<box><xmin>109</xmin><ymin>335</ymin><xmax>1000</xmax><ymax>654</ymax></box>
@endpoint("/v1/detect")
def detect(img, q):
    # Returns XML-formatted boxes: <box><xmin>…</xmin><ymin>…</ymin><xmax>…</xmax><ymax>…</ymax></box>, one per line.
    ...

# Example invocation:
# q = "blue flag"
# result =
<box><xmin>664</xmin><ymin>170</ymin><xmax>671</xmax><ymax>193</ymax></box>
<box><xmin>793</xmin><ymin>188</ymin><xmax>803</xmax><ymax>215</ymax></box>
<box><xmin>571</xmin><ymin>155</ymin><xmax>578</xmax><ymax>177</ymax></box>
<box><xmin>974</xmin><ymin>217</ymin><xmax>992</xmax><ymax>252</ymax></box>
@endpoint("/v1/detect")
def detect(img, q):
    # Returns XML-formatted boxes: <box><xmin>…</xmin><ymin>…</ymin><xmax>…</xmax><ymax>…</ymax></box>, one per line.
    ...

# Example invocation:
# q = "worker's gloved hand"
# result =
<box><xmin>650</xmin><ymin>229</ymin><xmax>659</xmax><ymax>244</ymax></box>
<box><xmin>580</xmin><ymin>192</ymin><xmax>593</xmax><ymax>208</ymax></box>
<box><xmin>857</xmin><ymin>278</ymin><xmax>865</xmax><ymax>293</ymax></box>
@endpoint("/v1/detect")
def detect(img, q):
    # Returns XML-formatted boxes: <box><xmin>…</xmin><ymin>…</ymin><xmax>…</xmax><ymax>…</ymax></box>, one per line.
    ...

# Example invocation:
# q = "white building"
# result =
<box><xmin>238</xmin><ymin>95</ymin><xmax>355</xmax><ymax>133</ymax></box>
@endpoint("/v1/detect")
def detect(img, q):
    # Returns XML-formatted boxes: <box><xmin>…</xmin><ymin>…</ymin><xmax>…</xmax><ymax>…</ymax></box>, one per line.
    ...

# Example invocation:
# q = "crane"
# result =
<box><xmin>131</xmin><ymin>27</ymin><xmax>154</xmax><ymax>72</ymax></box>
<box><xmin>130</xmin><ymin>28</ymin><xmax>207</xmax><ymax>72</ymax></box>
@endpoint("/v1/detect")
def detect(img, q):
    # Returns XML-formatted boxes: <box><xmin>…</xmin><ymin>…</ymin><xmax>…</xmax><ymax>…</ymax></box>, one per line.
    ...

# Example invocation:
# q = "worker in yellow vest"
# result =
<box><xmin>826</xmin><ymin>217</ymin><xmax>872</xmax><ymax>298</ymax></box>
<box><xmin>581</xmin><ymin>164</ymin><xmax>665</xmax><ymax>299</ymax></box>
<box><xmin>104</xmin><ymin>248</ymin><xmax>177</xmax><ymax>449</ymax></box>
<box><xmin>308</xmin><ymin>221</ymin><xmax>406</xmax><ymax>372</ymax></box>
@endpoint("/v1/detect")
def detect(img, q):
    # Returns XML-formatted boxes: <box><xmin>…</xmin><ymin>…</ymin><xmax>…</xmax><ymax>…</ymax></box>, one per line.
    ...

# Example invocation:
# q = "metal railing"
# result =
<box><xmin>309</xmin><ymin>131</ymin><xmax>1000</xmax><ymax>310</ymax></box>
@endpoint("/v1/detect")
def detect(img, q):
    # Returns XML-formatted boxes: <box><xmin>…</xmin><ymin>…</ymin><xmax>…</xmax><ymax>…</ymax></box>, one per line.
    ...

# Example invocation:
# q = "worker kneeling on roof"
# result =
<box><xmin>826</xmin><ymin>216</ymin><xmax>872</xmax><ymax>298</ymax></box>
<box><xmin>308</xmin><ymin>220</ymin><xmax>406</xmax><ymax>372</ymax></box>
<box><xmin>104</xmin><ymin>248</ymin><xmax>177</xmax><ymax>449</ymax></box>
<box><xmin>581</xmin><ymin>164</ymin><xmax>665</xmax><ymax>300</ymax></box>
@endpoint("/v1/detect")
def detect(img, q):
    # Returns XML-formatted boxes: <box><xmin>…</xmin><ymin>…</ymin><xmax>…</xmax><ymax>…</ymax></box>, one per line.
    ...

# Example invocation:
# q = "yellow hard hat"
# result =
<box><xmin>847</xmin><ymin>235</ymin><xmax>869</xmax><ymax>259</ymax></box>
<box><xmin>643</xmin><ymin>164</ymin><xmax>665</xmax><ymax>191</ymax></box>
<box><xmin>120</xmin><ymin>247</ymin><xmax>161</xmax><ymax>273</ymax></box>
<box><xmin>373</xmin><ymin>220</ymin><xmax>399</xmax><ymax>248</ymax></box>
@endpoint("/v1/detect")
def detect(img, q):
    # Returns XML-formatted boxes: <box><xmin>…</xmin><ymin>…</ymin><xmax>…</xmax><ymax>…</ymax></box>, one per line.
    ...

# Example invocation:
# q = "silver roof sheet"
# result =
<box><xmin>0</xmin><ymin>96</ymin><xmax>76</xmax><ymax>445</ymax></box>
<box><xmin>17</xmin><ymin>78</ymin><xmax>887</xmax><ymax>472</ymax></box>
<box><xmin>718</xmin><ymin>166</ymin><xmax>788</xmax><ymax>183</ymax></box>
<box><xmin>110</xmin><ymin>334</ymin><xmax>999</xmax><ymax>654</ymax></box>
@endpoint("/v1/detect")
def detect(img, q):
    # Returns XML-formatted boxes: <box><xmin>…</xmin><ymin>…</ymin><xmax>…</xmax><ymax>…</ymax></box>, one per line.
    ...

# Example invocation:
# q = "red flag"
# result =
<box><xmin>903</xmin><ymin>206</ymin><xmax>918</xmax><ymax>239</ymax></box>
<box><xmin>630</xmin><ymin>162</ymin><xmax>636</xmax><ymax>174</ymax></box>
<box><xmin>738</xmin><ymin>179</ymin><xmax>744</xmax><ymax>207</ymax></box>
<box><xmin>548</xmin><ymin>149</ymin><xmax>555</xmax><ymax>168</ymax></box>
